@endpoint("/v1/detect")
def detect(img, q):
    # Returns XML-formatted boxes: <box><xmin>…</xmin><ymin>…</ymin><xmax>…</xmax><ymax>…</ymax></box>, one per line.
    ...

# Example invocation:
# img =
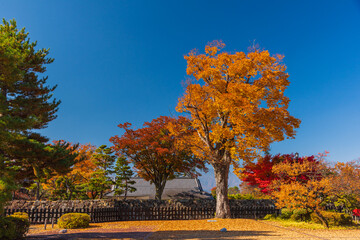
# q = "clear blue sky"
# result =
<box><xmin>1</xmin><ymin>0</ymin><xmax>359</xmax><ymax>190</ymax></box>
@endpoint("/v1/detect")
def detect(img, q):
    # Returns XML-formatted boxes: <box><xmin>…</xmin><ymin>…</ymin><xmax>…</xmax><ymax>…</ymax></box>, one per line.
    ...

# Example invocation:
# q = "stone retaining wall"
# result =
<box><xmin>5</xmin><ymin>199</ymin><xmax>275</xmax><ymax>210</ymax></box>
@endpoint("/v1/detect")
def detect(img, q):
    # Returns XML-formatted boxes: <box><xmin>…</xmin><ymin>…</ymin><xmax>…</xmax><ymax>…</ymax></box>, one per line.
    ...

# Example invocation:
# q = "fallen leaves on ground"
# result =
<box><xmin>28</xmin><ymin>219</ymin><xmax>360</xmax><ymax>240</ymax></box>
<box><xmin>29</xmin><ymin>218</ymin><xmax>254</xmax><ymax>235</ymax></box>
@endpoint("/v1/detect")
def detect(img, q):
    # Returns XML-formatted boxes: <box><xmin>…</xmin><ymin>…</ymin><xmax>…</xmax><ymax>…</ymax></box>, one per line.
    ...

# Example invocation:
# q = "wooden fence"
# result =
<box><xmin>4</xmin><ymin>206</ymin><xmax>279</xmax><ymax>224</ymax></box>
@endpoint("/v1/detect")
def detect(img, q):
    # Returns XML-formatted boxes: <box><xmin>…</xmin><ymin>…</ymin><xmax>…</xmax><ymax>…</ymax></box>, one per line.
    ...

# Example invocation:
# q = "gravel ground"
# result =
<box><xmin>27</xmin><ymin>219</ymin><xmax>360</xmax><ymax>240</ymax></box>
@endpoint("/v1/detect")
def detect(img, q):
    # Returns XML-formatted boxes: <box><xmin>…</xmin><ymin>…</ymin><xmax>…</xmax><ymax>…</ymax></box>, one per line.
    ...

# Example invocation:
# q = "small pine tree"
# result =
<box><xmin>113</xmin><ymin>157</ymin><xmax>136</xmax><ymax>200</ymax></box>
<box><xmin>92</xmin><ymin>145</ymin><xmax>116</xmax><ymax>175</ymax></box>
<box><xmin>85</xmin><ymin>170</ymin><xmax>112</xmax><ymax>199</ymax></box>
<box><xmin>91</xmin><ymin>145</ymin><xmax>116</xmax><ymax>199</ymax></box>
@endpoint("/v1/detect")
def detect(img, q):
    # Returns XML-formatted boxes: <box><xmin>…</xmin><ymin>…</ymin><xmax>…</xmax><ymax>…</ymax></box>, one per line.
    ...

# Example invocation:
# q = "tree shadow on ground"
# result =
<box><xmin>27</xmin><ymin>230</ymin><xmax>278</xmax><ymax>240</ymax></box>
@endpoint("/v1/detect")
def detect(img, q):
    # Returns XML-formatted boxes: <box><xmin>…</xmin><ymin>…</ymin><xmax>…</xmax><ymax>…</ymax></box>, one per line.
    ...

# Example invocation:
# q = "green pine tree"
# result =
<box><xmin>85</xmin><ymin>170</ymin><xmax>112</xmax><ymax>199</ymax></box>
<box><xmin>0</xmin><ymin>155</ymin><xmax>17</xmax><ymax>213</ymax></box>
<box><xmin>0</xmin><ymin>19</ymin><xmax>74</xmax><ymax>188</ymax></box>
<box><xmin>90</xmin><ymin>145</ymin><xmax>116</xmax><ymax>199</ymax></box>
<box><xmin>113</xmin><ymin>156</ymin><xmax>136</xmax><ymax>200</ymax></box>
<box><xmin>92</xmin><ymin>145</ymin><xmax>116</xmax><ymax>175</ymax></box>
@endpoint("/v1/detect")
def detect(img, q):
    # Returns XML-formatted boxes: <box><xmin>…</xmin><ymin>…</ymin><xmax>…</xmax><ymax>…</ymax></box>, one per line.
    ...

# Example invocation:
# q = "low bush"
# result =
<box><xmin>9</xmin><ymin>211</ymin><xmax>29</xmax><ymax>220</ymax></box>
<box><xmin>311</xmin><ymin>211</ymin><xmax>352</xmax><ymax>226</ymax></box>
<box><xmin>263</xmin><ymin>213</ymin><xmax>276</xmax><ymax>220</ymax></box>
<box><xmin>280</xmin><ymin>208</ymin><xmax>292</xmax><ymax>219</ymax></box>
<box><xmin>58</xmin><ymin>213</ymin><xmax>91</xmax><ymax>229</ymax></box>
<box><xmin>291</xmin><ymin>209</ymin><xmax>311</xmax><ymax>222</ymax></box>
<box><xmin>228</xmin><ymin>194</ymin><xmax>255</xmax><ymax>200</ymax></box>
<box><xmin>0</xmin><ymin>216</ymin><xmax>17</xmax><ymax>240</ymax></box>
<box><xmin>0</xmin><ymin>212</ymin><xmax>30</xmax><ymax>240</ymax></box>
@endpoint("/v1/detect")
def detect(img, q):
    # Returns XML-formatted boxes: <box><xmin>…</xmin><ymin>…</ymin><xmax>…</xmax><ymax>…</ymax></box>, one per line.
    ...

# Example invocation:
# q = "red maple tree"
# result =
<box><xmin>110</xmin><ymin>116</ymin><xmax>206</xmax><ymax>201</ymax></box>
<box><xmin>239</xmin><ymin>154</ymin><xmax>319</xmax><ymax>194</ymax></box>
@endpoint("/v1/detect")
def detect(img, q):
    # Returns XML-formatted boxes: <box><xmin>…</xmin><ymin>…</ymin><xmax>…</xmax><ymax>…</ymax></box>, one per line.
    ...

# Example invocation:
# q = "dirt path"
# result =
<box><xmin>27</xmin><ymin>219</ymin><xmax>360</xmax><ymax>240</ymax></box>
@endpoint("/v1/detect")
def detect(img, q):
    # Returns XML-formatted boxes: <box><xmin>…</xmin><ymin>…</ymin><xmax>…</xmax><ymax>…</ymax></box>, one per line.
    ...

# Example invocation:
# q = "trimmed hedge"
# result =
<box><xmin>0</xmin><ymin>212</ymin><xmax>30</xmax><ymax>240</ymax></box>
<box><xmin>311</xmin><ymin>211</ymin><xmax>352</xmax><ymax>226</ymax></box>
<box><xmin>58</xmin><ymin>213</ymin><xmax>90</xmax><ymax>229</ymax></box>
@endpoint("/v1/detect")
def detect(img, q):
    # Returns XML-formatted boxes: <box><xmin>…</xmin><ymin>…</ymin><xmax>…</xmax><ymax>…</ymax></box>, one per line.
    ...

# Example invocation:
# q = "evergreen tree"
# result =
<box><xmin>0</xmin><ymin>19</ymin><xmax>70</xmax><ymax>185</ymax></box>
<box><xmin>84</xmin><ymin>170</ymin><xmax>111</xmax><ymax>199</ymax></box>
<box><xmin>43</xmin><ymin>143</ymin><xmax>97</xmax><ymax>200</ymax></box>
<box><xmin>32</xmin><ymin>141</ymin><xmax>80</xmax><ymax>200</ymax></box>
<box><xmin>89</xmin><ymin>145</ymin><xmax>116</xmax><ymax>199</ymax></box>
<box><xmin>0</xmin><ymin>156</ymin><xmax>17</xmax><ymax>213</ymax></box>
<box><xmin>113</xmin><ymin>156</ymin><xmax>136</xmax><ymax>200</ymax></box>
<box><xmin>92</xmin><ymin>145</ymin><xmax>116</xmax><ymax>175</ymax></box>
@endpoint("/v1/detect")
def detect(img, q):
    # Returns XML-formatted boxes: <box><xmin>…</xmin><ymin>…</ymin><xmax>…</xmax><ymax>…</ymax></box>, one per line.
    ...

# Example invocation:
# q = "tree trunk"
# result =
<box><xmin>314</xmin><ymin>209</ymin><xmax>329</xmax><ymax>228</ymax></box>
<box><xmin>154</xmin><ymin>181</ymin><xmax>166</xmax><ymax>202</ymax></box>
<box><xmin>67</xmin><ymin>190</ymin><xmax>73</xmax><ymax>200</ymax></box>
<box><xmin>66</xmin><ymin>179</ymin><xmax>72</xmax><ymax>200</ymax></box>
<box><xmin>36</xmin><ymin>181</ymin><xmax>40</xmax><ymax>200</ymax></box>
<box><xmin>124</xmin><ymin>179</ymin><xmax>128</xmax><ymax>200</ymax></box>
<box><xmin>213</xmin><ymin>161</ymin><xmax>231</xmax><ymax>218</ymax></box>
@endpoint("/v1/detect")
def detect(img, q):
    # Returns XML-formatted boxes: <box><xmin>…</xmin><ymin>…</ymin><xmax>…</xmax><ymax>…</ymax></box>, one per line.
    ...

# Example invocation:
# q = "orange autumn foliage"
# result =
<box><xmin>43</xmin><ymin>142</ymin><xmax>97</xmax><ymax>199</ymax></box>
<box><xmin>328</xmin><ymin>160</ymin><xmax>360</xmax><ymax>210</ymax></box>
<box><xmin>330</xmin><ymin>161</ymin><xmax>360</xmax><ymax>198</ymax></box>
<box><xmin>176</xmin><ymin>41</ymin><xmax>300</xmax><ymax>218</ymax></box>
<box><xmin>69</xmin><ymin>143</ymin><xmax>97</xmax><ymax>180</ymax></box>
<box><xmin>177</xmin><ymin>41</ymin><xmax>300</xmax><ymax>164</ymax></box>
<box><xmin>270</xmin><ymin>153</ymin><xmax>333</xmax><ymax>227</ymax></box>
<box><xmin>271</xmin><ymin>157</ymin><xmax>331</xmax><ymax>211</ymax></box>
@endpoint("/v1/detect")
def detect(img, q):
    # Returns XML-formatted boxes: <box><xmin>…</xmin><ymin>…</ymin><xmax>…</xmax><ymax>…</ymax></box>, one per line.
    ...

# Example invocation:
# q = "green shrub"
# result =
<box><xmin>291</xmin><ymin>209</ymin><xmax>311</xmax><ymax>222</ymax></box>
<box><xmin>0</xmin><ymin>216</ymin><xmax>17</xmax><ymax>240</ymax></box>
<box><xmin>228</xmin><ymin>194</ymin><xmax>255</xmax><ymax>200</ymax></box>
<box><xmin>280</xmin><ymin>208</ymin><xmax>293</xmax><ymax>219</ymax></box>
<box><xmin>311</xmin><ymin>211</ymin><xmax>352</xmax><ymax>226</ymax></box>
<box><xmin>7</xmin><ymin>217</ymin><xmax>30</xmax><ymax>239</ymax></box>
<box><xmin>0</xmin><ymin>212</ymin><xmax>29</xmax><ymax>240</ymax></box>
<box><xmin>263</xmin><ymin>213</ymin><xmax>276</xmax><ymax>220</ymax></box>
<box><xmin>58</xmin><ymin>213</ymin><xmax>90</xmax><ymax>229</ymax></box>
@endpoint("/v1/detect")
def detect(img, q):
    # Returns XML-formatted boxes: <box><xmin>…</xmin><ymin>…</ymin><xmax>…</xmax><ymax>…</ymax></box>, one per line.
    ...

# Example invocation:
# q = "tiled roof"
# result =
<box><xmin>106</xmin><ymin>177</ymin><xmax>212</xmax><ymax>200</ymax></box>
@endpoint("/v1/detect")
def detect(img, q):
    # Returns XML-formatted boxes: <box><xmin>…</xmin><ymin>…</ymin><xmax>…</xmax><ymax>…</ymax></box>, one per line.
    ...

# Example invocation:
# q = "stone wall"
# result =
<box><xmin>5</xmin><ymin>199</ymin><xmax>116</xmax><ymax>210</ymax></box>
<box><xmin>5</xmin><ymin>199</ymin><xmax>275</xmax><ymax>210</ymax></box>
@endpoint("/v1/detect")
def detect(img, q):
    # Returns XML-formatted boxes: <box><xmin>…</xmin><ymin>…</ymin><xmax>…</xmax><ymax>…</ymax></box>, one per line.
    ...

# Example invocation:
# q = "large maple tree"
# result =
<box><xmin>110</xmin><ymin>116</ymin><xmax>206</xmax><ymax>201</ymax></box>
<box><xmin>176</xmin><ymin>41</ymin><xmax>300</xmax><ymax>218</ymax></box>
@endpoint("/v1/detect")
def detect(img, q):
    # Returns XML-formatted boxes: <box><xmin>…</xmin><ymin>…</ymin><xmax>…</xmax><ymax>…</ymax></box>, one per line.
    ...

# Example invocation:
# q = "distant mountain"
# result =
<box><xmin>197</xmin><ymin>165</ymin><xmax>241</xmax><ymax>192</ymax></box>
